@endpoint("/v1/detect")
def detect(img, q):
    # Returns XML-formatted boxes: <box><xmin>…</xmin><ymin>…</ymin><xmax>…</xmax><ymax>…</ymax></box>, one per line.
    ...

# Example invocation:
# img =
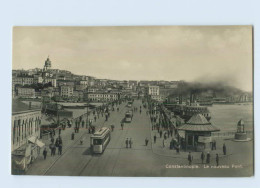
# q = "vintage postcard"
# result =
<box><xmin>11</xmin><ymin>26</ymin><xmax>253</xmax><ymax>177</ymax></box>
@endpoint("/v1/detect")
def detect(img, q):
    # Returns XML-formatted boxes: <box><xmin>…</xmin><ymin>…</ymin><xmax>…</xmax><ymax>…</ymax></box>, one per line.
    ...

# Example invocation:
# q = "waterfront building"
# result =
<box><xmin>86</xmin><ymin>92</ymin><xmax>119</xmax><ymax>102</ymax></box>
<box><xmin>12</xmin><ymin>100</ymin><xmax>44</xmax><ymax>173</ymax></box>
<box><xmin>177</xmin><ymin>114</ymin><xmax>220</xmax><ymax>151</ymax></box>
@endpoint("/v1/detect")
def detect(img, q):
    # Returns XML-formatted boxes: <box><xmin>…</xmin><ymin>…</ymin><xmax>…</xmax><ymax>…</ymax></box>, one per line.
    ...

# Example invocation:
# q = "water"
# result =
<box><xmin>208</xmin><ymin>104</ymin><xmax>253</xmax><ymax>132</ymax></box>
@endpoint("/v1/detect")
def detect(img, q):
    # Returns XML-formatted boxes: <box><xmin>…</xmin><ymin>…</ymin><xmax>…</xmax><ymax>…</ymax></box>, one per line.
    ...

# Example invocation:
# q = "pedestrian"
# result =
<box><xmin>145</xmin><ymin>138</ymin><xmax>149</xmax><ymax>146</ymax></box>
<box><xmin>188</xmin><ymin>152</ymin><xmax>193</xmax><ymax>165</ymax></box>
<box><xmin>176</xmin><ymin>144</ymin><xmax>180</xmax><ymax>154</ymax></box>
<box><xmin>53</xmin><ymin>146</ymin><xmax>56</xmax><ymax>156</ymax></box>
<box><xmin>140</xmin><ymin>109</ymin><xmax>142</xmax><ymax>114</ymax></box>
<box><xmin>223</xmin><ymin>143</ymin><xmax>227</xmax><ymax>155</ymax></box>
<box><xmin>160</xmin><ymin>130</ymin><xmax>162</xmax><ymax>138</ymax></box>
<box><xmin>154</xmin><ymin>135</ymin><xmax>157</xmax><ymax>143</ymax></box>
<box><xmin>58</xmin><ymin>144</ymin><xmax>62</xmax><ymax>155</ymax></box>
<box><xmin>51</xmin><ymin>137</ymin><xmax>54</xmax><ymax>144</ymax></box>
<box><xmin>164</xmin><ymin>132</ymin><xmax>167</xmax><ymax>140</ymax></box>
<box><xmin>121</xmin><ymin>122</ymin><xmax>124</xmax><ymax>130</ymax></box>
<box><xmin>216</xmin><ymin>154</ymin><xmax>219</xmax><ymax>166</ymax></box>
<box><xmin>111</xmin><ymin>125</ymin><xmax>114</xmax><ymax>132</ymax></box>
<box><xmin>71</xmin><ymin>132</ymin><xmax>75</xmax><ymax>140</ymax></box>
<box><xmin>94</xmin><ymin>116</ymin><xmax>97</xmax><ymax>122</ymax></box>
<box><xmin>206</xmin><ymin>152</ymin><xmax>211</xmax><ymax>164</ymax></box>
<box><xmin>163</xmin><ymin>139</ymin><xmax>165</xmax><ymax>148</ymax></box>
<box><xmin>82</xmin><ymin>120</ymin><xmax>85</xmax><ymax>128</ymax></box>
<box><xmin>125</xmin><ymin>138</ymin><xmax>129</xmax><ymax>148</ymax></box>
<box><xmin>129</xmin><ymin>138</ymin><xmax>133</xmax><ymax>148</ymax></box>
<box><xmin>43</xmin><ymin>148</ymin><xmax>47</xmax><ymax>160</ymax></box>
<box><xmin>201</xmin><ymin>152</ymin><xmax>205</xmax><ymax>164</ymax></box>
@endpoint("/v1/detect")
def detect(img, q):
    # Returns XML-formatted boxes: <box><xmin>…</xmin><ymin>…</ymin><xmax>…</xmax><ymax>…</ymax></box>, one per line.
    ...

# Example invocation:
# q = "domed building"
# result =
<box><xmin>177</xmin><ymin>113</ymin><xmax>220</xmax><ymax>151</ymax></box>
<box><xmin>43</xmin><ymin>56</ymin><xmax>52</xmax><ymax>71</ymax></box>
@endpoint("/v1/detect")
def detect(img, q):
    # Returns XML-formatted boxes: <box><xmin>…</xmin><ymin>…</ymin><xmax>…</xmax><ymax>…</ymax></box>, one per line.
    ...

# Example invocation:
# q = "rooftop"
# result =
<box><xmin>178</xmin><ymin>114</ymin><xmax>220</xmax><ymax>132</ymax></box>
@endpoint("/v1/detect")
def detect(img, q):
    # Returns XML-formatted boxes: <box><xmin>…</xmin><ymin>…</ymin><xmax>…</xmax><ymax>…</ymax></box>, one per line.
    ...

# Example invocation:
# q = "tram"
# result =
<box><xmin>90</xmin><ymin>127</ymin><xmax>111</xmax><ymax>154</ymax></box>
<box><xmin>125</xmin><ymin>111</ymin><xmax>132</xmax><ymax>123</ymax></box>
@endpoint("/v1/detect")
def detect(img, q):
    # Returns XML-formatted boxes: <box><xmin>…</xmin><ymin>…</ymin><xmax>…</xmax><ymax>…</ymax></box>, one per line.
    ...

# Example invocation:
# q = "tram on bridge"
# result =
<box><xmin>90</xmin><ymin>127</ymin><xmax>111</xmax><ymax>154</ymax></box>
<box><xmin>125</xmin><ymin>111</ymin><xmax>133</xmax><ymax>123</ymax></box>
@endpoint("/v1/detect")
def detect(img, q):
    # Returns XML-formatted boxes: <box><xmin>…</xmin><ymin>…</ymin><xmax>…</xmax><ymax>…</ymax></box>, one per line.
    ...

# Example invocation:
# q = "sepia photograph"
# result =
<box><xmin>11</xmin><ymin>26</ymin><xmax>253</xmax><ymax>177</ymax></box>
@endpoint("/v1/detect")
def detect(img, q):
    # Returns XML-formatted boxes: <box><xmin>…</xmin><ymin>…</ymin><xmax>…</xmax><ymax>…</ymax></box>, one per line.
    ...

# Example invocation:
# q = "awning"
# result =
<box><xmin>28</xmin><ymin>136</ymin><xmax>45</xmax><ymax>148</ymax></box>
<box><xmin>35</xmin><ymin>139</ymin><xmax>45</xmax><ymax>148</ymax></box>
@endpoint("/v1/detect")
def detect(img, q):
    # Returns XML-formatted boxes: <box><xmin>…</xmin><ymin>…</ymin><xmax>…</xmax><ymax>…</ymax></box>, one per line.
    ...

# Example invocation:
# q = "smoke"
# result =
<box><xmin>175</xmin><ymin>80</ymin><xmax>246</xmax><ymax>98</ymax></box>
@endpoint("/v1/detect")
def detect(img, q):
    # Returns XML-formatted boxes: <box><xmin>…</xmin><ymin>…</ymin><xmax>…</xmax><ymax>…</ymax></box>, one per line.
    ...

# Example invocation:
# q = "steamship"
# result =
<box><xmin>165</xmin><ymin>94</ymin><xmax>211</xmax><ymax>122</ymax></box>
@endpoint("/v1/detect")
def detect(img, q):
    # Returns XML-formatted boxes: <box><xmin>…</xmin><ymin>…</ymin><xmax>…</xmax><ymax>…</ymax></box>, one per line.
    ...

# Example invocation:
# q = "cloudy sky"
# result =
<box><xmin>13</xmin><ymin>26</ymin><xmax>252</xmax><ymax>91</ymax></box>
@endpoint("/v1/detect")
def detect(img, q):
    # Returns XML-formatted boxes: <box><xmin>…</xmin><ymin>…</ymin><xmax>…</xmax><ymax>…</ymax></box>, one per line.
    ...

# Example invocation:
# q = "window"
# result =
<box><xmin>93</xmin><ymin>139</ymin><xmax>102</xmax><ymax>145</ymax></box>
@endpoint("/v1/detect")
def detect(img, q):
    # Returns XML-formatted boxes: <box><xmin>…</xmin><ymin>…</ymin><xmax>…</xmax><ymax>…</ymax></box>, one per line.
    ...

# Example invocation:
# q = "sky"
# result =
<box><xmin>13</xmin><ymin>26</ymin><xmax>253</xmax><ymax>91</ymax></box>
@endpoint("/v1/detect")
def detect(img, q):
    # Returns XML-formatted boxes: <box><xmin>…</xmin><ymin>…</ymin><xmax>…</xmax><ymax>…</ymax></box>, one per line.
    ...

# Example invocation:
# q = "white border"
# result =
<box><xmin>0</xmin><ymin>0</ymin><xmax>259</xmax><ymax>187</ymax></box>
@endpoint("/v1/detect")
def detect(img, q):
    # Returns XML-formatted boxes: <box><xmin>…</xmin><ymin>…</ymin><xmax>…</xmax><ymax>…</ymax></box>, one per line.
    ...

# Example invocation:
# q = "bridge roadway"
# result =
<box><xmin>45</xmin><ymin>100</ymin><xmax>251</xmax><ymax>177</ymax></box>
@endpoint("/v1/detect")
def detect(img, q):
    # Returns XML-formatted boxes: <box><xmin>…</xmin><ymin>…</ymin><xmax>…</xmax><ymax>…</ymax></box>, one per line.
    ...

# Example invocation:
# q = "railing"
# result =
<box><xmin>211</xmin><ymin>130</ymin><xmax>253</xmax><ymax>138</ymax></box>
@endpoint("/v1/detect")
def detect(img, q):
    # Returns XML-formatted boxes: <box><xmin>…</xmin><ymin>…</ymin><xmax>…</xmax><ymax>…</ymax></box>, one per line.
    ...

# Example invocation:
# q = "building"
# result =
<box><xmin>75</xmin><ymin>84</ymin><xmax>88</xmax><ymax>91</ymax></box>
<box><xmin>148</xmin><ymin>86</ymin><xmax>160</xmax><ymax>96</ymax></box>
<box><xmin>177</xmin><ymin>114</ymin><xmax>219</xmax><ymax>151</ymax></box>
<box><xmin>12</xmin><ymin>100</ymin><xmax>44</xmax><ymax>174</ymax></box>
<box><xmin>60</xmin><ymin>85</ymin><xmax>74</xmax><ymax>97</ymax></box>
<box><xmin>79</xmin><ymin>80</ymin><xmax>88</xmax><ymax>85</ymax></box>
<box><xmin>17</xmin><ymin>88</ymin><xmax>35</xmax><ymax>98</ymax></box>
<box><xmin>86</xmin><ymin>92</ymin><xmax>119</xmax><ymax>102</ymax></box>
<box><xmin>13</xmin><ymin>76</ymin><xmax>34</xmax><ymax>86</ymax></box>
<box><xmin>151</xmin><ymin>95</ymin><xmax>165</xmax><ymax>102</ymax></box>
<box><xmin>43</xmin><ymin>56</ymin><xmax>52</xmax><ymax>71</ymax></box>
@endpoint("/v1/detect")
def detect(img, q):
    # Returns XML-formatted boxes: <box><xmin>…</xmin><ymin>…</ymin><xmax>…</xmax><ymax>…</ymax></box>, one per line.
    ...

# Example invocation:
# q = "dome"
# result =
<box><xmin>237</xmin><ymin>119</ymin><xmax>245</xmax><ymax>126</ymax></box>
<box><xmin>44</xmin><ymin>56</ymin><xmax>51</xmax><ymax>67</ymax></box>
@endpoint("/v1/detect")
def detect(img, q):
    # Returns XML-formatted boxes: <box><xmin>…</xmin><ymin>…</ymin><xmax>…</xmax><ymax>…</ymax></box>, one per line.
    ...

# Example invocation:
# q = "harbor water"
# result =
<box><xmin>209</xmin><ymin>103</ymin><xmax>253</xmax><ymax>132</ymax></box>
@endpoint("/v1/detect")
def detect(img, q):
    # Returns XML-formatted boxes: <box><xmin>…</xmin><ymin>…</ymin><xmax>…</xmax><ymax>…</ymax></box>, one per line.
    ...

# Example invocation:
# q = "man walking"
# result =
<box><xmin>206</xmin><ymin>152</ymin><xmax>211</xmax><ymax>164</ymax></box>
<box><xmin>163</xmin><ymin>139</ymin><xmax>165</xmax><ymax>148</ymax></box>
<box><xmin>125</xmin><ymin>138</ymin><xmax>129</xmax><ymax>148</ymax></box>
<box><xmin>201</xmin><ymin>152</ymin><xmax>205</xmax><ymax>164</ymax></box>
<box><xmin>43</xmin><ymin>148</ymin><xmax>47</xmax><ymax>160</ymax></box>
<box><xmin>145</xmin><ymin>138</ymin><xmax>149</xmax><ymax>146</ymax></box>
<box><xmin>58</xmin><ymin>144</ymin><xmax>62</xmax><ymax>155</ymax></box>
<box><xmin>121</xmin><ymin>122</ymin><xmax>124</xmax><ymax>130</ymax></box>
<box><xmin>216</xmin><ymin>153</ymin><xmax>219</xmax><ymax>166</ymax></box>
<box><xmin>154</xmin><ymin>135</ymin><xmax>157</xmax><ymax>143</ymax></box>
<box><xmin>129</xmin><ymin>138</ymin><xmax>133</xmax><ymax>148</ymax></box>
<box><xmin>188</xmin><ymin>152</ymin><xmax>193</xmax><ymax>165</ymax></box>
<box><xmin>223</xmin><ymin>143</ymin><xmax>227</xmax><ymax>155</ymax></box>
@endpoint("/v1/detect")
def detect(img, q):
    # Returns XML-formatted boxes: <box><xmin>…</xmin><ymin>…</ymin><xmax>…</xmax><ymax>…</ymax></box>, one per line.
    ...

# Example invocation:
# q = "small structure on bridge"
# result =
<box><xmin>234</xmin><ymin>119</ymin><xmax>250</xmax><ymax>141</ymax></box>
<box><xmin>177</xmin><ymin>114</ymin><xmax>220</xmax><ymax>151</ymax></box>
